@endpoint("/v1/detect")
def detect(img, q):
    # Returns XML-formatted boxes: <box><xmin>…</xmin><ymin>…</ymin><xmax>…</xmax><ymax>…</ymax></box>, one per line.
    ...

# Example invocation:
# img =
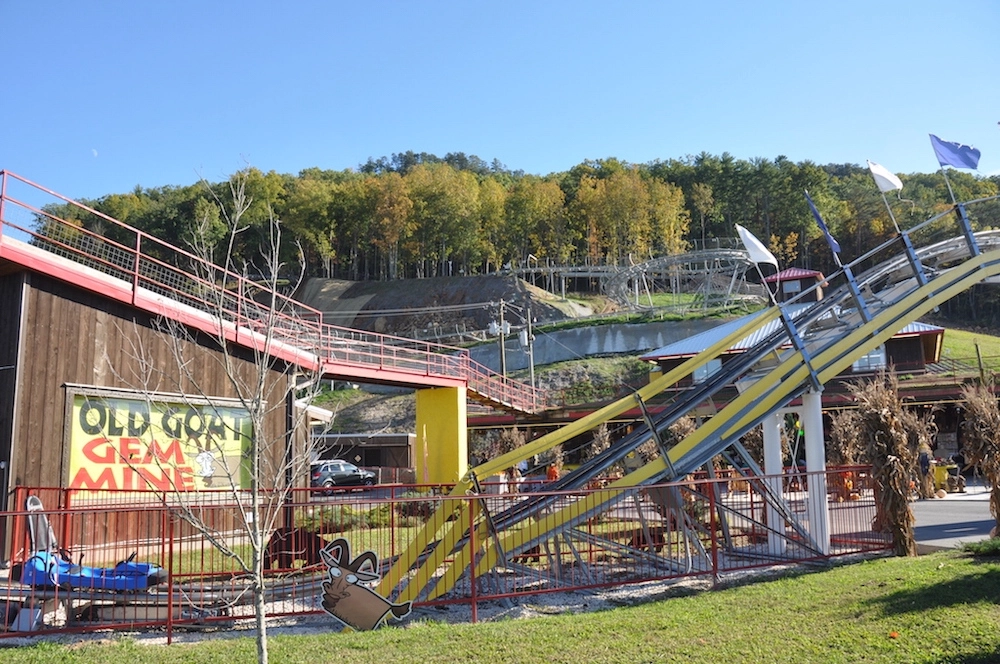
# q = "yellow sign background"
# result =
<box><xmin>68</xmin><ymin>394</ymin><xmax>251</xmax><ymax>492</ymax></box>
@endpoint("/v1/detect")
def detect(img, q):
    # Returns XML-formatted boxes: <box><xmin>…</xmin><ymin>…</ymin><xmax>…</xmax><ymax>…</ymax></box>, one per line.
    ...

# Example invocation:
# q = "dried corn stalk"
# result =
<box><xmin>960</xmin><ymin>382</ymin><xmax>1000</xmax><ymax>534</ymax></box>
<box><xmin>848</xmin><ymin>368</ymin><xmax>917</xmax><ymax>556</ymax></box>
<box><xmin>636</xmin><ymin>416</ymin><xmax>696</xmax><ymax>463</ymax></box>
<box><xmin>828</xmin><ymin>409</ymin><xmax>864</xmax><ymax>466</ymax></box>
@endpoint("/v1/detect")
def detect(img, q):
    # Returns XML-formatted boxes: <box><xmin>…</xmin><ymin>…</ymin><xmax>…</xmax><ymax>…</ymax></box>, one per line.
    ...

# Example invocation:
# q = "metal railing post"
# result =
<box><xmin>955</xmin><ymin>203</ymin><xmax>981</xmax><ymax>258</ymax></box>
<box><xmin>167</xmin><ymin>514</ymin><xmax>174</xmax><ymax>644</ymax></box>
<box><xmin>0</xmin><ymin>171</ymin><xmax>7</xmax><ymax>241</ymax></box>
<box><xmin>132</xmin><ymin>233</ymin><xmax>142</xmax><ymax>305</ymax></box>
<box><xmin>469</xmin><ymin>494</ymin><xmax>478</xmax><ymax>624</ymax></box>
<box><xmin>709</xmin><ymin>481</ymin><xmax>719</xmax><ymax>587</ymax></box>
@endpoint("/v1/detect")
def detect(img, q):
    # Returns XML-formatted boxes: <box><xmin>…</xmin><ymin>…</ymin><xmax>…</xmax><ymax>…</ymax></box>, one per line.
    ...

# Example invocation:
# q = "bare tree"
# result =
<box><xmin>738</xmin><ymin>422</ymin><xmax>793</xmax><ymax>468</ymax></box>
<box><xmin>827</xmin><ymin>409</ymin><xmax>867</xmax><ymax>502</ymax></box>
<box><xmin>106</xmin><ymin>168</ymin><xmax>326</xmax><ymax>664</ymax></box>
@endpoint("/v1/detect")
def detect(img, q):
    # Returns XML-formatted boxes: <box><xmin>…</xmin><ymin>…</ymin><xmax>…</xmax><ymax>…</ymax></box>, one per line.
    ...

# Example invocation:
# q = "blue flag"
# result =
<box><xmin>805</xmin><ymin>190</ymin><xmax>840</xmax><ymax>255</ymax></box>
<box><xmin>930</xmin><ymin>134</ymin><xmax>981</xmax><ymax>169</ymax></box>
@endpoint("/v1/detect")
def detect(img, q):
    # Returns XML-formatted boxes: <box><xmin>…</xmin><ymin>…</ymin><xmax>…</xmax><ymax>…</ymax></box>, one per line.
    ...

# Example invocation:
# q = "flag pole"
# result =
<box><xmin>753</xmin><ymin>261</ymin><xmax>778</xmax><ymax>308</ymax></box>
<box><xmin>804</xmin><ymin>189</ymin><xmax>842</xmax><ymax>269</ymax></box>
<box><xmin>830</xmin><ymin>244</ymin><xmax>843</xmax><ymax>269</ymax></box>
<box><xmin>940</xmin><ymin>168</ymin><xmax>957</xmax><ymax>205</ymax></box>
<box><xmin>879</xmin><ymin>191</ymin><xmax>902</xmax><ymax>234</ymax></box>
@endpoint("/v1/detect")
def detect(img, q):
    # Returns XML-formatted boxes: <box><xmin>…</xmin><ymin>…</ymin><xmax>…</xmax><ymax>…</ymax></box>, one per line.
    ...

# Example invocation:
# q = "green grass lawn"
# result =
<box><xmin>6</xmin><ymin>549</ymin><xmax>999</xmax><ymax>663</ymax></box>
<box><xmin>940</xmin><ymin>327</ymin><xmax>1000</xmax><ymax>371</ymax></box>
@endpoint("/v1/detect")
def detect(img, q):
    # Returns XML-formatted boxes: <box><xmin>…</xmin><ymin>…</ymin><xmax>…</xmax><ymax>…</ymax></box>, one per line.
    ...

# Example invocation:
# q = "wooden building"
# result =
<box><xmin>764</xmin><ymin>267</ymin><xmax>825</xmax><ymax>303</ymax></box>
<box><xmin>639</xmin><ymin>305</ymin><xmax>944</xmax><ymax>394</ymax></box>
<box><xmin>0</xmin><ymin>267</ymin><xmax>302</xmax><ymax>504</ymax></box>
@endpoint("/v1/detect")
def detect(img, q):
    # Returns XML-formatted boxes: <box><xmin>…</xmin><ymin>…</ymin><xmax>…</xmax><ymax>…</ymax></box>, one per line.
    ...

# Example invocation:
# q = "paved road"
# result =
<box><xmin>912</xmin><ymin>479</ymin><xmax>995</xmax><ymax>553</ymax></box>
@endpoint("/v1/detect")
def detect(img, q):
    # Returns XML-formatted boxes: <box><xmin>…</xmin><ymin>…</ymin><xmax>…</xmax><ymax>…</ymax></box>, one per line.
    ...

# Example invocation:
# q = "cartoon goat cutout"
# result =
<box><xmin>320</xmin><ymin>537</ymin><xmax>411</xmax><ymax>630</ymax></box>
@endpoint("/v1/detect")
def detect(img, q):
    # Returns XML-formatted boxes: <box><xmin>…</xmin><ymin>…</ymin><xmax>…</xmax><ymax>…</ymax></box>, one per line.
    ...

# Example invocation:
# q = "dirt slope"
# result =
<box><xmin>296</xmin><ymin>275</ymin><xmax>583</xmax><ymax>336</ymax></box>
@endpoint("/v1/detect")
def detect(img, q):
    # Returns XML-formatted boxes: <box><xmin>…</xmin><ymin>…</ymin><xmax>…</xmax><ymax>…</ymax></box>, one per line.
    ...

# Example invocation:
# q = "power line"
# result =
<box><xmin>324</xmin><ymin>301</ymin><xmax>494</xmax><ymax>319</ymax></box>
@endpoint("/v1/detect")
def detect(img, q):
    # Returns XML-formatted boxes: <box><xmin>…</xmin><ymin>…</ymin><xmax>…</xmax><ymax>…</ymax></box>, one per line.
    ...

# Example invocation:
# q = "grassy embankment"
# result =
<box><xmin>940</xmin><ymin>328</ymin><xmax>1000</xmax><ymax>372</ymax></box>
<box><xmin>4</xmin><ymin>549</ymin><xmax>999</xmax><ymax>664</ymax></box>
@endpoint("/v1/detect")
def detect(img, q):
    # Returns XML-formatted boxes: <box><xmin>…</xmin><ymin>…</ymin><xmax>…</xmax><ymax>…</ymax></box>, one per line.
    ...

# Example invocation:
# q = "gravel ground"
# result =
<box><xmin>0</xmin><ymin>553</ymin><xmax>883</xmax><ymax>648</ymax></box>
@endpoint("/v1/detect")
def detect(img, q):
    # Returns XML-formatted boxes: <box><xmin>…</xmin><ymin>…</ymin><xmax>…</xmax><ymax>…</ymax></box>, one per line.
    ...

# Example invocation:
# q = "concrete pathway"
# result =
<box><xmin>911</xmin><ymin>479</ymin><xmax>995</xmax><ymax>553</ymax></box>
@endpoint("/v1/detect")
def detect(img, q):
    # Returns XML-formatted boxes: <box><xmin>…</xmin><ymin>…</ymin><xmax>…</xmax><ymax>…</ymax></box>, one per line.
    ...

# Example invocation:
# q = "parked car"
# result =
<box><xmin>310</xmin><ymin>460</ymin><xmax>376</xmax><ymax>493</ymax></box>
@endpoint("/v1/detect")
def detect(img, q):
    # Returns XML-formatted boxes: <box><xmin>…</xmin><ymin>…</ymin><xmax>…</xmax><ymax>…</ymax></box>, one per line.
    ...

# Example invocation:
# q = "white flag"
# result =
<box><xmin>867</xmin><ymin>160</ymin><xmax>903</xmax><ymax>193</ymax></box>
<box><xmin>735</xmin><ymin>224</ymin><xmax>778</xmax><ymax>269</ymax></box>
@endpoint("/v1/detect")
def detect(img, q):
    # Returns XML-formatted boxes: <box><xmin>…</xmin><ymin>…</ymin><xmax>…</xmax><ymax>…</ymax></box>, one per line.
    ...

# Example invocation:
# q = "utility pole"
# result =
<box><xmin>489</xmin><ymin>300</ymin><xmax>512</xmax><ymax>378</ymax></box>
<box><xmin>499</xmin><ymin>299</ymin><xmax>507</xmax><ymax>378</ymax></box>
<box><xmin>525</xmin><ymin>302</ymin><xmax>535</xmax><ymax>390</ymax></box>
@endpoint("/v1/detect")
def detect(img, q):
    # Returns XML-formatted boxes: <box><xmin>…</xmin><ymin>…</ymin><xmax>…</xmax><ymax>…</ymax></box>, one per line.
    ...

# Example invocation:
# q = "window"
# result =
<box><xmin>692</xmin><ymin>358</ymin><xmax>722</xmax><ymax>384</ymax></box>
<box><xmin>781</xmin><ymin>280</ymin><xmax>802</xmax><ymax>294</ymax></box>
<box><xmin>853</xmin><ymin>345</ymin><xmax>886</xmax><ymax>372</ymax></box>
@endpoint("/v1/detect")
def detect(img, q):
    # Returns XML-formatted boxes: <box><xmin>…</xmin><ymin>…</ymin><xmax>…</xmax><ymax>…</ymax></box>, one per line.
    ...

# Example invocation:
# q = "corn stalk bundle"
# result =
<box><xmin>848</xmin><ymin>369</ymin><xmax>917</xmax><ymax>556</ymax></box>
<box><xmin>960</xmin><ymin>382</ymin><xmax>1000</xmax><ymax>533</ymax></box>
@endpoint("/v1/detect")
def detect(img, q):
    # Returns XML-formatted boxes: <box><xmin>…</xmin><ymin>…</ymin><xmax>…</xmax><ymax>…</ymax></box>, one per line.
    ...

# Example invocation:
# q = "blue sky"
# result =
<box><xmin>3</xmin><ymin>1</ymin><xmax>998</xmax><ymax>201</ymax></box>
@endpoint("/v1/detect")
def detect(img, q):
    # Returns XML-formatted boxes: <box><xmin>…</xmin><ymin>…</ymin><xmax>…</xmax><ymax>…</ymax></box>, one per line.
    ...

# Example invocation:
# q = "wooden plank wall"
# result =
<box><xmin>0</xmin><ymin>273</ymin><xmax>24</xmax><ymax>507</ymax></box>
<box><xmin>11</xmin><ymin>271</ymin><xmax>295</xmax><ymax>491</ymax></box>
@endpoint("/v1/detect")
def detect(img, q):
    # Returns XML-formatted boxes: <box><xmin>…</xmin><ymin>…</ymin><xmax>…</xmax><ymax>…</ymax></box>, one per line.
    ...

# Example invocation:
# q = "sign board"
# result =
<box><xmin>67</xmin><ymin>392</ymin><xmax>252</xmax><ymax>492</ymax></box>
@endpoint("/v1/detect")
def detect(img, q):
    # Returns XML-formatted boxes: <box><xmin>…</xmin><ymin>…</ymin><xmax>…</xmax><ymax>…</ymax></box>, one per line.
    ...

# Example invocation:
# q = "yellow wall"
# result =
<box><xmin>414</xmin><ymin>387</ymin><xmax>467</xmax><ymax>484</ymax></box>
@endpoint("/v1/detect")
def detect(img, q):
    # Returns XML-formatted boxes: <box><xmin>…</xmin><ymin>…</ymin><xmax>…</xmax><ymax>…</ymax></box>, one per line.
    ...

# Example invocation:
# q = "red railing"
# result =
<box><xmin>0</xmin><ymin>170</ymin><xmax>539</xmax><ymax>412</ymax></box>
<box><xmin>0</xmin><ymin>469</ymin><xmax>887</xmax><ymax>640</ymax></box>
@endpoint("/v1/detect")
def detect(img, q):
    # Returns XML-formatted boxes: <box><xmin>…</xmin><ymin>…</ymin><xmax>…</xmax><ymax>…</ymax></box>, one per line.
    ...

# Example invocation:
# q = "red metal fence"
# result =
<box><xmin>0</xmin><ymin>468</ymin><xmax>888</xmax><ymax>640</ymax></box>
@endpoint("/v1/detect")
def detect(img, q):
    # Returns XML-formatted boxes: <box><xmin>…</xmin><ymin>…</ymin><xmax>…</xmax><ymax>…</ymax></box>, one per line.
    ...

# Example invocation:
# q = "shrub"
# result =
<box><xmin>963</xmin><ymin>537</ymin><xmax>1000</xmax><ymax>557</ymax></box>
<box><xmin>365</xmin><ymin>504</ymin><xmax>393</xmax><ymax>528</ymax></box>
<box><xmin>395</xmin><ymin>491</ymin><xmax>435</xmax><ymax>521</ymax></box>
<box><xmin>296</xmin><ymin>504</ymin><xmax>365</xmax><ymax>533</ymax></box>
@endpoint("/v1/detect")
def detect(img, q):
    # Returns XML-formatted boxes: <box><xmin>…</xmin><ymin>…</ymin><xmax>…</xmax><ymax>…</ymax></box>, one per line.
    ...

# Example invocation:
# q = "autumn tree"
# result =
<box><xmin>769</xmin><ymin>231</ymin><xmax>799</xmax><ymax>267</ymax></box>
<box><xmin>572</xmin><ymin>168</ymin><xmax>657</xmax><ymax>265</ymax></box>
<box><xmin>690</xmin><ymin>182</ymin><xmax>714</xmax><ymax>247</ymax></box>
<box><xmin>80</xmin><ymin>149</ymin><xmax>1000</xmax><ymax>284</ymax></box>
<box><xmin>572</xmin><ymin>174</ymin><xmax>604</xmax><ymax>263</ymax></box>
<box><xmin>369</xmin><ymin>172</ymin><xmax>413</xmax><ymax>279</ymax></box>
<box><xmin>477</xmin><ymin>176</ymin><xmax>508</xmax><ymax>273</ymax></box>
<box><xmin>282</xmin><ymin>176</ymin><xmax>337</xmax><ymax>276</ymax></box>
<box><xmin>506</xmin><ymin>176</ymin><xmax>567</xmax><ymax>266</ymax></box>
<box><xmin>647</xmin><ymin>178</ymin><xmax>689</xmax><ymax>256</ymax></box>
<box><xmin>405</xmin><ymin>163</ymin><xmax>481</xmax><ymax>277</ymax></box>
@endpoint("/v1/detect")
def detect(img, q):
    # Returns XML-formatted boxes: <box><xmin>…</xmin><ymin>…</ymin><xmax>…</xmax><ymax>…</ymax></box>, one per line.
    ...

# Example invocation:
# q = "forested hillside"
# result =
<box><xmin>72</xmin><ymin>150</ymin><xmax>999</xmax><ymax>289</ymax></box>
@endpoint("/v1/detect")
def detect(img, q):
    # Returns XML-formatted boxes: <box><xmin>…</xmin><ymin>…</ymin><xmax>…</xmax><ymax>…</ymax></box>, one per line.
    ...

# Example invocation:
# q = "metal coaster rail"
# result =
<box><xmin>378</xmin><ymin>193</ymin><xmax>1000</xmax><ymax>604</ymax></box>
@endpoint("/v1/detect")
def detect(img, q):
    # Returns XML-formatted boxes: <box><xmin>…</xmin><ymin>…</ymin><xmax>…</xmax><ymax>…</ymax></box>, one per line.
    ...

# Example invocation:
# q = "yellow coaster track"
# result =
<box><xmin>381</xmin><ymin>204</ymin><xmax>1000</xmax><ymax>604</ymax></box>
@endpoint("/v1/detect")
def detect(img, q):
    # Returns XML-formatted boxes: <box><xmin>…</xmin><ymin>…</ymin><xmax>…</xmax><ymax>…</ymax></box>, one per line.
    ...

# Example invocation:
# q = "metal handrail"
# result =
<box><xmin>0</xmin><ymin>170</ymin><xmax>539</xmax><ymax>412</ymax></box>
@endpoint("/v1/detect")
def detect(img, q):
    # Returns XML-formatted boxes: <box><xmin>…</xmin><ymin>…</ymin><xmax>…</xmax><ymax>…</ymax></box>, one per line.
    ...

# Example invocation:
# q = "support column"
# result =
<box><xmin>802</xmin><ymin>390</ymin><xmax>829</xmax><ymax>554</ymax></box>
<box><xmin>414</xmin><ymin>387</ymin><xmax>468</xmax><ymax>485</ymax></box>
<box><xmin>762</xmin><ymin>412</ymin><xmax>786</xmax><ymax>555</ymax></box>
